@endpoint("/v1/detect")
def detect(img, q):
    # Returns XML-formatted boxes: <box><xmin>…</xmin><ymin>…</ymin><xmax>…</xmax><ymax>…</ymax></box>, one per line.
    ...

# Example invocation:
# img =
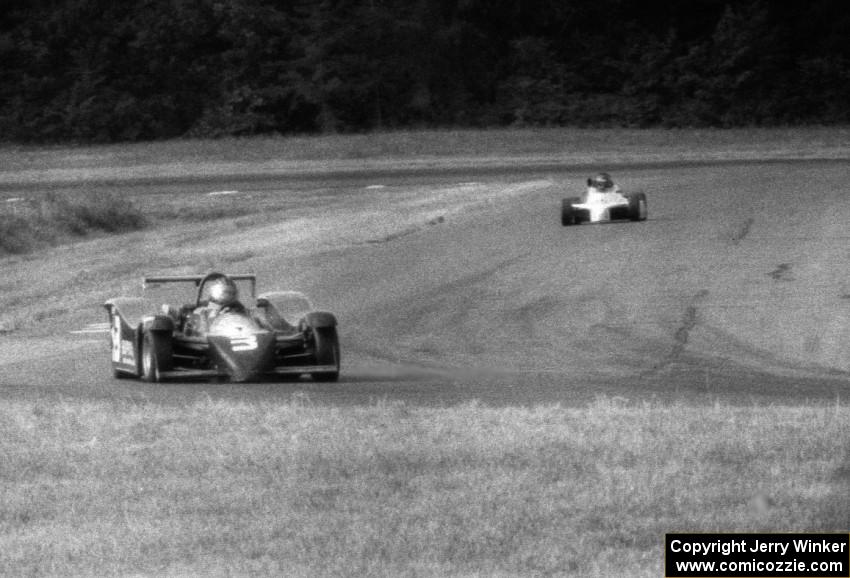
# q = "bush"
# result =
<box><xmin>0</xmin><ymin>192</ymin><xmax>147</xmax><ymax>254</ymax></box>
<box><xmin>45</xmin><ymin>191</ymin><xmax>148</xmax><ymax>234</ymax></box>
<box><xmin>0</xmin><ymin>214</ymin><xmax>39</xmax><ymax>254</ymax></box>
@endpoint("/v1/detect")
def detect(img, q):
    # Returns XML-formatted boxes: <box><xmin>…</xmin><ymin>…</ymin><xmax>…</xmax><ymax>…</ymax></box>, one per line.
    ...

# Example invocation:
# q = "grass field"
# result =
<box><xmin>1</xmin><ymin>397</ymin><xmax>848</xmax><ymax>577</ymax></box>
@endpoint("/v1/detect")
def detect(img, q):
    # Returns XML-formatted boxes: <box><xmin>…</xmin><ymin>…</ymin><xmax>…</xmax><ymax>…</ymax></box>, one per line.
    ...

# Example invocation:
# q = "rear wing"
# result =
<box><xmin>143</xmin><ymin>274</ymin><xmax>257</xmax><ymax>298</ymax></box>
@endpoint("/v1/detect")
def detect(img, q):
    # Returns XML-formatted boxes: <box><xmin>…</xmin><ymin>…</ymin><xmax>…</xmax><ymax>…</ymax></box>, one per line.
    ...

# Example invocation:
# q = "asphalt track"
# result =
<box><xmin>1</xmin><ymin>159</ymin><xmax>848</xmax><ymax>406</ymax></box>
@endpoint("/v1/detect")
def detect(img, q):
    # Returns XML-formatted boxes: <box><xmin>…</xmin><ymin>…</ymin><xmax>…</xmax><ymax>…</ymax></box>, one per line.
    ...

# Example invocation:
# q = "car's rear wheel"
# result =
<box><xmin>311</xmin><ymin>327</ymin><xmax>340</xmax><ymax>382</ymax></box>
<box><xmin>628</xmin><ymin>192</ymin><xmax>648</xmax><ymax>221</ymax></box>
<box><xmin>141</xmin><ymin>331</ymin><xmax>172</xmax><ymax>383</ymax></box>
<box><xmin>561</xmin><ymin>198</ymin><xmax>579</xmax><ymax>226</ymax></box>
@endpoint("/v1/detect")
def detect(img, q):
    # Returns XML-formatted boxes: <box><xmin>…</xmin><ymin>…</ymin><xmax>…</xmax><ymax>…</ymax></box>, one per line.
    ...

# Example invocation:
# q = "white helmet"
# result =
<box><xmin>208</xmin><ymin>276</ymin><xmax>238</xmax><ymax>307</ymax></box>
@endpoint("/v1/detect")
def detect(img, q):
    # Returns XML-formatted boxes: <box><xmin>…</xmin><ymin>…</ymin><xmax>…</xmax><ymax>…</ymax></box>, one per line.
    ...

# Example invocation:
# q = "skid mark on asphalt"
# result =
<box><xmin>768</xmin><ymin>263</ymin><xmax>794</xmax><ymax>281</ymax></box>
<box><xmin>397</xmin><ymin>254</ymin><xmax>526</xmax><ymax>323</ymax></box>
<box><xmin>364</xmin><ymin>215</ymin><xmax>446</xmax><ymax>245</ymax></box>
<box><xmin>350</xmin><ymin>254</ymin><xmax>529</xmax><ymax>365</ymax></box>
<box><xmin>696</xmin><ymin>323</ymin><xmax>850</xmax><ymax>380</ymax></box>
<box><xmin>365</xmin><ymin>225</ymin><xmax>419</xmax><ymax>244</ymax></box>
<box><xmin>508</xmin><ymin>295</ymin><xmax>562</xmax><ymax>339</ymax></box>
<box><xmin>358</xmin><ymin>179</ymin><xmax>546</xmax><ymax>246</ymax></box>
<box><xmin>671</xmin><ymin>289</ymin><xmax>710</xmax><ymax>359</ymax></box>
<box><xmin>644</xmin><ymin>289</ymin><xmax>710</xmax><ymax>376</ymax></box>
<box><xmin>730</xmin><ymin>216</ymin><xmax>755</xmax><ymax>244</ymax></box>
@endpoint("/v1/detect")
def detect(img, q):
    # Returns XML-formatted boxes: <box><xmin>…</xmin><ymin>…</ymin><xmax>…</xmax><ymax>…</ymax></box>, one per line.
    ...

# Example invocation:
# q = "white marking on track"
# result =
<box><xmin>365</xmin><ymin>184</ymin><xmax>385</xmax><ymax>189</ymax></box>
<box><xmin>70</xmin><ymin>322</ymin><xmax>111</xmax><ymax>335</ymax></box>
<box><xmin>5</xmin><ymin>197</ymin><xmax>24</xmax><ymax>202</ymax></box>
<box><xmin>208</xmin><ymin>190</ymin><xmax>239</xmax><ymax>196</ymax></box>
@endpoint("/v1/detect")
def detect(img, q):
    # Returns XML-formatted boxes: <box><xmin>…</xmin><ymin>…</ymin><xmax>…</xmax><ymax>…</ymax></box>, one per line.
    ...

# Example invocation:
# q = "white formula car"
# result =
<box><xmin>561</xmin><ymin>173</ymin><xmax>647</xmax><ymax>226</ymax></box>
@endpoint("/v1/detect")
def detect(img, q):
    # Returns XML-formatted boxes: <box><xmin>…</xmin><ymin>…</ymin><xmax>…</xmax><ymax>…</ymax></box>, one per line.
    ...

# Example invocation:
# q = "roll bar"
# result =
<box><xmin>143</xmin><ymin>274</ymin><xmax>257</xmax><ymax>298</ymax></box>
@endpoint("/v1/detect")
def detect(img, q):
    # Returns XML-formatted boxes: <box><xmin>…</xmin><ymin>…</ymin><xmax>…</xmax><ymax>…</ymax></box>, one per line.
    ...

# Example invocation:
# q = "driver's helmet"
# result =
<box><xmin>208</xmin><ymin>276</ymin><xmax>238</xmax><ymax>307</ymax></box>
<box><xmin>590</xmin><ymin>172</ymin><xmax>614</xmax><ymax>190</ymax></box>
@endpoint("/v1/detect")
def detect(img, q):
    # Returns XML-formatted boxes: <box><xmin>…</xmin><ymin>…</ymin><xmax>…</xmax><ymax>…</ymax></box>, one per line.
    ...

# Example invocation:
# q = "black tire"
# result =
<box><xmin>141</xmin><ymin>331</ymin><xmax>172</xmax><ymax>383</ymax></box>
<box><xmin>573</xmin><ymin>209</ymin><xmax>586</xmax><ymax>224</ymax></box>
<box><xmin>311</xmin><ymin>327</ymin><xmax>340</xmax><ymax>382</ymax></box>
<box><xmin>628</xmin><ymin>192</ymin><xmax>648</xmax><ymax>221</ymax></box>
<box><xmin>561</xmin><ymin>198</ymin><xmax>577</xmax><ymax>226</ymax></box>
<box><xmin>113</xmin><ymin>367</ymin><xmax>132</xmax><ymax>379</ymax></box>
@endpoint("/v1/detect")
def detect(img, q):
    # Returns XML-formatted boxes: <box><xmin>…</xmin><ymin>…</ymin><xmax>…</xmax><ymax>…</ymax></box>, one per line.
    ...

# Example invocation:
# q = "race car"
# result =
<box><xmin>561</xmin><ymin>172</ymin><xmax>647</xmax><ymax>225</ymax></box>
<box><xmin>104</xmin><ymin>272</ymin><xmax>340</xmax><ymax>383</ymax></box>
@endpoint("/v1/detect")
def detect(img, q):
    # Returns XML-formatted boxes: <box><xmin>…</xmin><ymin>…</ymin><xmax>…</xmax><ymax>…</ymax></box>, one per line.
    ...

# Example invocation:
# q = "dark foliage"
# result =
<box><xmin>0</xmin><ymin>192</ymin><xmax>147</xmax><ymax>254</ymax></box>
<box><xmin>1</xmin><ymin>0</ymin><xmax>848</xmax><ymax>142</ymax></box>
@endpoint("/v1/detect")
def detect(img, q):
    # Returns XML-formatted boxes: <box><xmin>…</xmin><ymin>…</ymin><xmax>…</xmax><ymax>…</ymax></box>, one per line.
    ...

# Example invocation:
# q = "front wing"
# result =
<box><xmin>570</xmin><ymin>199</ymin><xmax>632</xmax><ymax>223</ymax></box>
<box><xmin>167</xmin><ymin>332</ymin><xmax>334</xmax><ymax>380</ymax></box>
<box><xmin>156</xmin><ymin>365</ymin><xmax>341</xmax><ymax>380</ymax></box>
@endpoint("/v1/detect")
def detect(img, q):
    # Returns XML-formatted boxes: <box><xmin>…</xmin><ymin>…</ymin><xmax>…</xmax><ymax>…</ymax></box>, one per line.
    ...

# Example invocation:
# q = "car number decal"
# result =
<box><xmin>231</xmin><ymin>336</ymin><xmax>258</xmax><ymax>351</ymax></box>
<box><xmin>111</xmin><ymin>315</ymin><xmax>122</xmax><ymax>362</ymax></box>
<box><xmin>111</xmin><ymin>314</ymin><xmax>136</xmax><ymax>365</ymax></box>
<box><xmin>120</xmin><ymin>339</ymin><xmax>135</xmax><ymax>364</ymax></box>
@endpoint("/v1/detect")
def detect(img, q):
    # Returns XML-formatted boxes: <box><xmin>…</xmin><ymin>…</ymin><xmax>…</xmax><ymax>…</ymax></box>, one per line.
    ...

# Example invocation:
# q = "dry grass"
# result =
<box><xmin>1</xmin><ymin>397</ymin><xmax>847</xmax><ymax>576</ymax></box>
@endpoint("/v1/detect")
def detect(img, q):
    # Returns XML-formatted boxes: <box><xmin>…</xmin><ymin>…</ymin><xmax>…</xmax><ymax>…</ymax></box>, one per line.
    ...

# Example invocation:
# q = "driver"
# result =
<box><xmin>205</xmin><ymin>275</ymin><xmax>245</xmax><ymax>318</ymax></box>
<box><xmin>588</xmin><ymin>172</ymin><xmax>620</xmax><ymax>193</ymax></box>
<box><xmin>182</xmin><ymin>275</ymin><xmax>247</xmax><ymax>336</ymax></box>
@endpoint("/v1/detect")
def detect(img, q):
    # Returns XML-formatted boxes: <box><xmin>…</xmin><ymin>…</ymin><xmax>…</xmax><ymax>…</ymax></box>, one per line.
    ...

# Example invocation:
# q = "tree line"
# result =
<box><xmin>1</xmin><ymin>0</ymin><xmax>848</xmax><ymax>142</ymax></box>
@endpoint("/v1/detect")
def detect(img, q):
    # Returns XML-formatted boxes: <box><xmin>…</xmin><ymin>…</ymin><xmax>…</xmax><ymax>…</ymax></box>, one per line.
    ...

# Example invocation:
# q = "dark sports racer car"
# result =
<box><xmin>104</xmin><ymin>272</ymin><xmax>340</xmax><ymax>382</ymax></box>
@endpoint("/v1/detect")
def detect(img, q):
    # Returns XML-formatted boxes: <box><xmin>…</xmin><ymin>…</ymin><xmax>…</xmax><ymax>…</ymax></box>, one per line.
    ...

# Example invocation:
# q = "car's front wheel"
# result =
<box><xmin>311</xmin><ymin>327</ymin><xmax>340</xmax><ymax>382</ymax></box>
<box><xmin>561</xmin><ymin>198</ymin><xmax>579</xmax><ymax>226</ymax></box>
<box><xmin>628</xmin><ymin>192</ymin><xmax>648</xmax><ymax>221</ymax></box>
<box><xmin>141</xmin><ymin>331</ymin><xmax>172</xmax><ymax>383</ymax></box>
<box><xmin>113</xmin><ymin>367</ymin><xmax>131</xmax><ymax>379</ymax></box>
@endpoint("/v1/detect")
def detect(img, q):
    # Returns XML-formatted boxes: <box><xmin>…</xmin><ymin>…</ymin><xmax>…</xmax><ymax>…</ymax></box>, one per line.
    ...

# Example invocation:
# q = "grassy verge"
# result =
<box><xmin>2</xmin><ymin>127</ymin><xmax>849</xmax><ymax>186</ymax></box>
<box><xmin>0</xmin><ymin>191</ymin><xmax>147</xmax><ymax>254</ymax></box>
<box><xmin>2</xmin><ymin>397</ymin><xmax>847</xmax><ymax>576</ymax></box>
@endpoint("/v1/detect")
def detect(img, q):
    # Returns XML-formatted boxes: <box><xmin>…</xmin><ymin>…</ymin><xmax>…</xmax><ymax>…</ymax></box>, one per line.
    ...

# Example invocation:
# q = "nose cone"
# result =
<box><xmin>207</xmin><ymin>321</ymin><xmax>275</xmax><ymax>382</ymax></box>
<box><xmin>208</xmin><ymin>311</ymin><xmax>262</xmax><ymax>335</ymax></box>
